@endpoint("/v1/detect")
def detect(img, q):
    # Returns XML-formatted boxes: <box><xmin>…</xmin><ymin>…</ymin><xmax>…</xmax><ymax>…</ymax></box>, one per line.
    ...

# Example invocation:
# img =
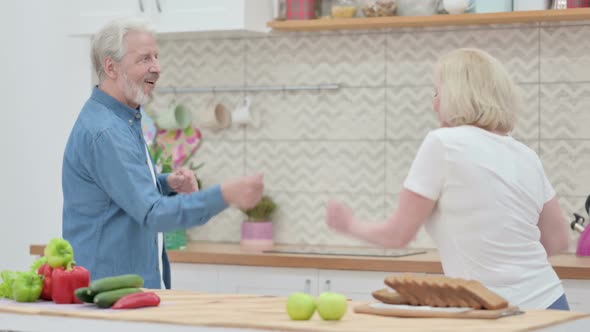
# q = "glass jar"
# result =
<box><xmin>396</xmin><ymin>0</ymin><xmax>438</xmax><ymax>16</ymax></box>
<box><xmin>332</xmin><ymin>0</ymin><xmax>358</xmax><ymax>18</ymax></box>
<box><xmin>286</xmin><ymin>0</ymin><xmax>317</xmax><ymax>20</ymax></box>
<box><xmin>319</xmin><ymin>0</ymin><xmax>334</xmax><ymax>18</ymax></box>
<box><xmin>361</xmin><ymin>0</ymin><xmax>397</xmax><ymax>17</ymax></box>
<box><xmin>276</xmin><ymin>0</ymin><xmax>287</xmax><ymax>20</ymax></box>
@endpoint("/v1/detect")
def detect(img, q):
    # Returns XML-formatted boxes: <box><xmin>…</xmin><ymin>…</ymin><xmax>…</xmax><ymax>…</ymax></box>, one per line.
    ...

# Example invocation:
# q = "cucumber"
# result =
<box><xmin>75</xmin><ymin>287</ymin><xmax>97</xmax><ymax>303</ymax></box>
<box><xmin>93</xmin><ymin>288</ymin><xmax>143</xmax><ymax>308</ymax></box>
<box><xmin>90</xmin><ymin>274</ymin><xmax>144</xmax><ymax>293</ymax></box>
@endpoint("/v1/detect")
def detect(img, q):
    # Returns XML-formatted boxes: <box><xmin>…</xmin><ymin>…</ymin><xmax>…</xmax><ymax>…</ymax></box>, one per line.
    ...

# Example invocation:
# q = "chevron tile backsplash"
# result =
<box><xmin>246</xmin><ymin>141</ymin><xmax>386</xmax><ymax>194</ymax></box>
<box><xmin>151</xmin><ymin>23</ymin><xmax>590</xmax><ymax>253</ymax></box>
<box><xmin>247</xmin><ymin>34</ymin><xmax>386</xmax><ymax>86</ymax></box>
<box><xmin>386</xmin><ymin>27</ymin><xmax>539</xmax><ymax>85</ymax></box>
<box><xmin>157</xmin><ymin>39</ymin><xmax>246</xmax><ymax>87</ymax></box>
<box><xmin>246</xmin><ymin>88</ymin><xmax>386</xmax><ymax>140</ymax></box>
<box><xmin>540</xmin><ymin>83</ymin><xmax>590</xmax><ymax>139</ymax></box>
<box><xmin>540</xmin><ymin>25</ymin><xmax>590</xmax><ymax>82</ymax></box>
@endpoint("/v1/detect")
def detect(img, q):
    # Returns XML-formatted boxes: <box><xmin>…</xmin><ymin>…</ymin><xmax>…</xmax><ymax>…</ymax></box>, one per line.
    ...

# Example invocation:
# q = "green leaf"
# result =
<box><xmin>153</xmin><ymin>145</ymin><xmax>164</xmax><ymax>164</ymax></box>
<box><xmin>192</xmin><ymin>162</ymin><xmax>204</xmax><ymax>171</ymax></box>
<box><xmin>184</xmin><ymin>126</ymin><xmax>195</xmax><ymax>136</ymax></box>
<box><xmin>241</xmin><ymin>196</ymin><xmax>277</xmax><ymax>221</ymax></box>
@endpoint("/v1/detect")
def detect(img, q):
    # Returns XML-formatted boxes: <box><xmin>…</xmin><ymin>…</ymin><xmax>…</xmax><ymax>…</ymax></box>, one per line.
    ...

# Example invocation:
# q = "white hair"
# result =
<box><xmin>435</xmin><ymin>48</ymin><xmax>522</xmax><ymax>133</ymax></box>
<box><xmin>91</xmin><ymin>17</ymin><xmax>156</xmax><ymax>83</ymax></box>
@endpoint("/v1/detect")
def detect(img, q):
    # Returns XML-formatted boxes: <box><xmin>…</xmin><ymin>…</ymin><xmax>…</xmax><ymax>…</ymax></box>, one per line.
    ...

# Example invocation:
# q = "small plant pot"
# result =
<box><xmin>577</xmin><ymin>228</ymin><xmax>590</xmax><ymax>257</ymax></box>
<box><xmin>240</xmin><ymin>220</ymin><xmax>274</xmax><ymax>249</ymax></box>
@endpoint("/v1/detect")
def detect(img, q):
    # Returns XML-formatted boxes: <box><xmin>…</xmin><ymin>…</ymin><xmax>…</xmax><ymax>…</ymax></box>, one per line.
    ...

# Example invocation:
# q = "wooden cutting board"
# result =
<box><xmin>0</xmin><ymin>290</ymin><xmax>589</xmax><ymax>332</ymax></box>
<box><xmin>354</xmin><ymin>302</ymin><xmax>523</xmax><ymax>319</ymax></box>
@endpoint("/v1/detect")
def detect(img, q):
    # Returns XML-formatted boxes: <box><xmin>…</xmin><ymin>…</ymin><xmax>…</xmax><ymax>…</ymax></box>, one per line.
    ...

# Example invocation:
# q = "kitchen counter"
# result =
<box><xmin>1</xmin><ymin>290</ymin><xmax>589</xmax><ymax>332</ymax></box>
<box><xmin>29</xmin><ymin>242</ymin><xmax>590</xmax><ymax>279</ymax></box>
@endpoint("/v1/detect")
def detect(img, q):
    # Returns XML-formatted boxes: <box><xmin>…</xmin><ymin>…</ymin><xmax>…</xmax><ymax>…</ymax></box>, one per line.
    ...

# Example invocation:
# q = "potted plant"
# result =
<box><xmin>240</xmin><ymin>195</ymin><xmax>277</xmax><ymax>249</ymax></box>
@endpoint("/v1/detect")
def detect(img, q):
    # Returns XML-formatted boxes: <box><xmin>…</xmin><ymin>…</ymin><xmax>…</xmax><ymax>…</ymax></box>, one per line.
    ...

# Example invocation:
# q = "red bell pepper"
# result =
<box><xmin>112</xmin><ymin>292</ymin><xmax>160</xmax><ymax>309</ymax></box>
<box><xmin>51</xmin><ymin>261</ymin><xmax>90</xmax><ymax>304</ymax></box>
<box><xmin>37</xmin><ymin>263</ymin><xmax>53</xmax><ymax>301</ymax></box>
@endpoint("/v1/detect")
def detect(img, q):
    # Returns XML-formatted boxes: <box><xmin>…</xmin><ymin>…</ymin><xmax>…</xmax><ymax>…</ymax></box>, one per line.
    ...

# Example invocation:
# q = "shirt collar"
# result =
<box><xmin>90</xmin><ymin>86</ymin><xmax>141</xmax><ymax>123</ymax></box>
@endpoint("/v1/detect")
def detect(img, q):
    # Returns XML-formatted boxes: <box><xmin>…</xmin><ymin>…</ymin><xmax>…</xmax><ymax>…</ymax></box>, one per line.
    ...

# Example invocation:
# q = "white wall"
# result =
<box><xmin>0</xmin><ymin>1</ymin><xmax>92</xmax><ymax>271</ymax></box>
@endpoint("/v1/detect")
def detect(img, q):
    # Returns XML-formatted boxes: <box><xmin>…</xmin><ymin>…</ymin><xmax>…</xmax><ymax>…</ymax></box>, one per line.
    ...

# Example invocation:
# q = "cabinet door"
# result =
<box><xmin>154</xmin><ymin>0</ymin><xmax>273</xmax><ymax>34</ymax></box>
<box><xmin>562</xmin><ymin>279</ymin><xmax>590</xmax><ymax>312</ymax></box>
<box><xmin>318</xmin><ymin>270</ymin><xmax>443</xmax><ymax>301</ymax></box>
<box><xmin>217</xmin><ymin>265</ymin><xmax>318</xmax><ymax>296</ymax></box>
<box><xmin>170</xmin><ymin>263</ymin><xmax>218</xmax><ymax>293</ymax></box>
<box><xmin>154</xmin><ymin>0</ymin><xmax>241</xmax><ymax>33</ymax></box>
<box><xmin>317</xmin><ymin>270</ymin><xmax>395</xmax><ymax>301</ymax></box>
<box><xmin>66</xmin><ymin>0</ymin><xmax>149</xmax><ymax>36</ymax></box>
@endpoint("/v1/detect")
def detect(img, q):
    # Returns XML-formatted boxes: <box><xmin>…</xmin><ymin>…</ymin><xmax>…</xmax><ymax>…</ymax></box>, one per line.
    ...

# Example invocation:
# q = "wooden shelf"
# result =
<box><xmin>267</xmin><ymin>8</ymin><xmax>590</xmax><ymax>32</ymax></box>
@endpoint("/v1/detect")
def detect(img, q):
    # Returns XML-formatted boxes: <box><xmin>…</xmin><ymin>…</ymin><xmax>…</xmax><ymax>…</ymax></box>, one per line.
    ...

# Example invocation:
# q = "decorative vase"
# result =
<box><xmin>577</xmin><ymin>227</ymin><xmax>590</xmax><ymax>257</ymax></box>
<box><xmin>442</xmin><ymin>0</ymin><xmax>470</xmax><ymax>14</ymax></box>
<box><xmin>240</xmin><ymin>221</ymin><xmax>274</xmax><ymax>249</ymax></box>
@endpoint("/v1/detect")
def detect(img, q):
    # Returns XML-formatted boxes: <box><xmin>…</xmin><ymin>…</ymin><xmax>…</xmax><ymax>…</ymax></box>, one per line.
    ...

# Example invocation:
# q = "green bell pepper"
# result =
<box><xmin>30</xmin><ymin>256</ymin><xmax>47</xmax><ymax>272</ymax></box>
<box><xmin>12</xmin><ymin>271</ymin><xmax>43</xmax><ymax>302</ymax></box>
<box><xmin>44</xmin><ymin>238</ymin><xmax>74</xmax><ymax>268</ymax></box>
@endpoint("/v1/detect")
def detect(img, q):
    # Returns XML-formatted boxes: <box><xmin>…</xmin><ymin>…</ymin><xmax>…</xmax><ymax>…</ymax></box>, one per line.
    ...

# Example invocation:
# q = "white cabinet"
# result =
<box><xmin>563</xmin><ymin>279</ymin><xmax>590</xmax><ymax>312</ymax></box>
<box><xmin>66</xmin><ymin>0</ymin><xmax>148</xmax><ymax>36</ymax></box>
<box><xmin>154</xmin><ymin>0</ymin><xmax>273</xmax><ymax>34</ymax></box>
<box><xmin>66</xmin><ymin>0</ymin><xmax>274</xmax><ymax>36</ymax></box>
<box><xmin>170</xmin><ymin>264</ymin><xmax>318</xmax><ymax>296</ymax></box>
<box><xmin>318</xmin><ymin>270</ymin><xmax>394</xmax><ymax>301</ymax></box>
<box><xmin>170</xmin><ymin>263</ymin><xmax>219</xmax><ymax>293</ymax></box>
<box><xmin>217</xmin><ymin>266</ymin><xmax>318</xmax><ymax>297</ymax></box>
<box><xmin>317</xmin><ymin>270</ymin><xmax>443</xmax><ymax>301</ymax></box>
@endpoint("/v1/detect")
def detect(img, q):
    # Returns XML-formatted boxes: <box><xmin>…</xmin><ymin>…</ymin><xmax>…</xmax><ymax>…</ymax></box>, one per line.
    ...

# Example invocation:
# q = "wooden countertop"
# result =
<box><xmin>30</xmin><ymin>242</ymin><xmax>590</xmax><ymax>280</ymax></box>
<box><xmin>1</xmin><ymin>290</ymin><xmax>589</xmax><ymax>332</ymax></box>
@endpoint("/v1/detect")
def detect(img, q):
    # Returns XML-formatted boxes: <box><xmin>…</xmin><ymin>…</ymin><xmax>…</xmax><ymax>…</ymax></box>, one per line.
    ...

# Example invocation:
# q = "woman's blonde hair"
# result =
<box><xmin>435</xmin><ymin>48</ymin><xmax>522</xmax><ymax>133</ymax></box>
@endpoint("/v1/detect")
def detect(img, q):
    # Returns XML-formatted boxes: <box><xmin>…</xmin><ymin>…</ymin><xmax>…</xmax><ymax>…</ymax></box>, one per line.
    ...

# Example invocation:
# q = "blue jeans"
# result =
<box><xmin>547</xmin><ymin>294</ymin><xmax>570</xmax><ymax>310</ymax></box>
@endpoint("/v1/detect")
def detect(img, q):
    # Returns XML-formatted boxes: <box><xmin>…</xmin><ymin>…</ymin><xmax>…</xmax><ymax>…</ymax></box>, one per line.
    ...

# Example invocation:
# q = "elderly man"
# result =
<box><xmin>62</xmin><ymin>17</ymin><xmax>264</xmax><ymax>289</ymax></box>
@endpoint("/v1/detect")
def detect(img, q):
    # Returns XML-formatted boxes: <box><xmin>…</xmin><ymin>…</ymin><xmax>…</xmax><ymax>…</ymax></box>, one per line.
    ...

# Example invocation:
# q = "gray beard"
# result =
<box><xmin>123</xmin><ymin>73</ymin><xmax>152</xmax><ymax>106</ymax></box>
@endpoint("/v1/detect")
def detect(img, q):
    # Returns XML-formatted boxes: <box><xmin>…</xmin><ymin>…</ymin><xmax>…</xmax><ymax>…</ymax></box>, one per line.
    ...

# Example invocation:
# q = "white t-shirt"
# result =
<box><xmin>403</xmin><ymin>125</ymin><xmax>563</xmax><ymax>309</ymax></box>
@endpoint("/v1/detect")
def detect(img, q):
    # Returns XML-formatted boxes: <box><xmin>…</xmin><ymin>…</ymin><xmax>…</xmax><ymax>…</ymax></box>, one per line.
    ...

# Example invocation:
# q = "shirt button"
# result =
<box><xmin>135</xmin><ymin>113</ymin><xmax>141</xmax><ymax>119</ymax></box>
<box><xmin>128</xmin><ymin>119</ymin><xmax>132</xmax><ymax>124</ymax></box>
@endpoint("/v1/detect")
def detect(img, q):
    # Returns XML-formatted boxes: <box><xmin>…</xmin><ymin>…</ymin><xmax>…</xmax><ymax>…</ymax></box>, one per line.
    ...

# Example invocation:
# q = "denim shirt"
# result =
<box><xmin>62</xmin><ymin>87</ymin><xmax>228</xmax><ymax>289</ymax></box>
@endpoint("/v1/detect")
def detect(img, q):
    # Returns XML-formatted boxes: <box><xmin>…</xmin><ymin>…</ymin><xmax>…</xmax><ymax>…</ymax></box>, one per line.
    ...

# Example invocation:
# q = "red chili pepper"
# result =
<box><xmin>112</xmin><ymin>292</ymin><xmax>161</xmax><ymax>309</ymax></box>
<box><xmin>51</xmin><ymin>261</ymin><xmax>90</xmax><ymax>304</ymax></box>
<box><xmin>37</xmin><ymin>263</ymin><xmax>53</xmax><ymax>301</ymax></box>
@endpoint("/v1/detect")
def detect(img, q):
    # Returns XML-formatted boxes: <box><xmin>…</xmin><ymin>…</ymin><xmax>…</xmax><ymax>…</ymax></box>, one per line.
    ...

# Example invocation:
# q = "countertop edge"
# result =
<box><xmin>29</xmin><ymin>244</ymin><xmax>590</xmax><ymax>280</ymax></box>
<box><xmin>168</xmin><ymin>249</ymin><xmax>444</xmax><ymax>273</ymax></box>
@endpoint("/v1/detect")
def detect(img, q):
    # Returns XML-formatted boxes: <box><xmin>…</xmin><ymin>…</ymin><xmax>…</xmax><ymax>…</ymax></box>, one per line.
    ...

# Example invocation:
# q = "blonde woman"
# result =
<box><xmin>326</xmin><ymin>48</ymin><xmax>570</xmax><ymax>310</ymax></box>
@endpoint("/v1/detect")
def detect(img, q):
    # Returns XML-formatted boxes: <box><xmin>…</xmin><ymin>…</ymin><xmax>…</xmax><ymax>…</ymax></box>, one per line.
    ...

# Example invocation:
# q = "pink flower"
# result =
<box><xmin>174</xmin><ymin>130</ymin><xmax>182</xmax><ymax>140</ymax></box>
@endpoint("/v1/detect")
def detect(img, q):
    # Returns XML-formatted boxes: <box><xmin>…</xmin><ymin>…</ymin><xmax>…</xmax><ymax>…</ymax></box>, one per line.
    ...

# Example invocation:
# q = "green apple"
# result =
<box><xmin>286</xmin><ymin>292</ymin><xmax>316</xmax><ymax>320</ymax></box>
<box><xmin>316</xmin><ymin>292</ymin><xmax>348</xmax><ymax>321</ymax></box>
<box><xmin>12</xmin><ymin>271</ymin><xmax>43</xmax><ymax>302</ymax></box>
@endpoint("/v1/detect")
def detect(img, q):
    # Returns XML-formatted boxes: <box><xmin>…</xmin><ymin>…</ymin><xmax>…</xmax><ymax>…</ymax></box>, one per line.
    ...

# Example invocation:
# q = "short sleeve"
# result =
<box><xmin>542</xmin><ymin>171</ymin><xmax>556</xmax><ymax>203</ymax></box>
<box><xmin>402</xmin><ymin>132</ymin><xmax>447</xmax><ymax>201</ymax></box>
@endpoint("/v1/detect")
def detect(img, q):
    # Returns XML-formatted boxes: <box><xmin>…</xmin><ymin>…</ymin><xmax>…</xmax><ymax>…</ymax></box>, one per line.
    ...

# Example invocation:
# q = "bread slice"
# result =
<box><xmin>371</xmin><ymin>288</ymin><xmax>408</xmax><ymax>305</ymax></box>
<box><xmin>381</xmin><ymin>274</ymin><xmax>508</xmax><ymax>309</ymax></box>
